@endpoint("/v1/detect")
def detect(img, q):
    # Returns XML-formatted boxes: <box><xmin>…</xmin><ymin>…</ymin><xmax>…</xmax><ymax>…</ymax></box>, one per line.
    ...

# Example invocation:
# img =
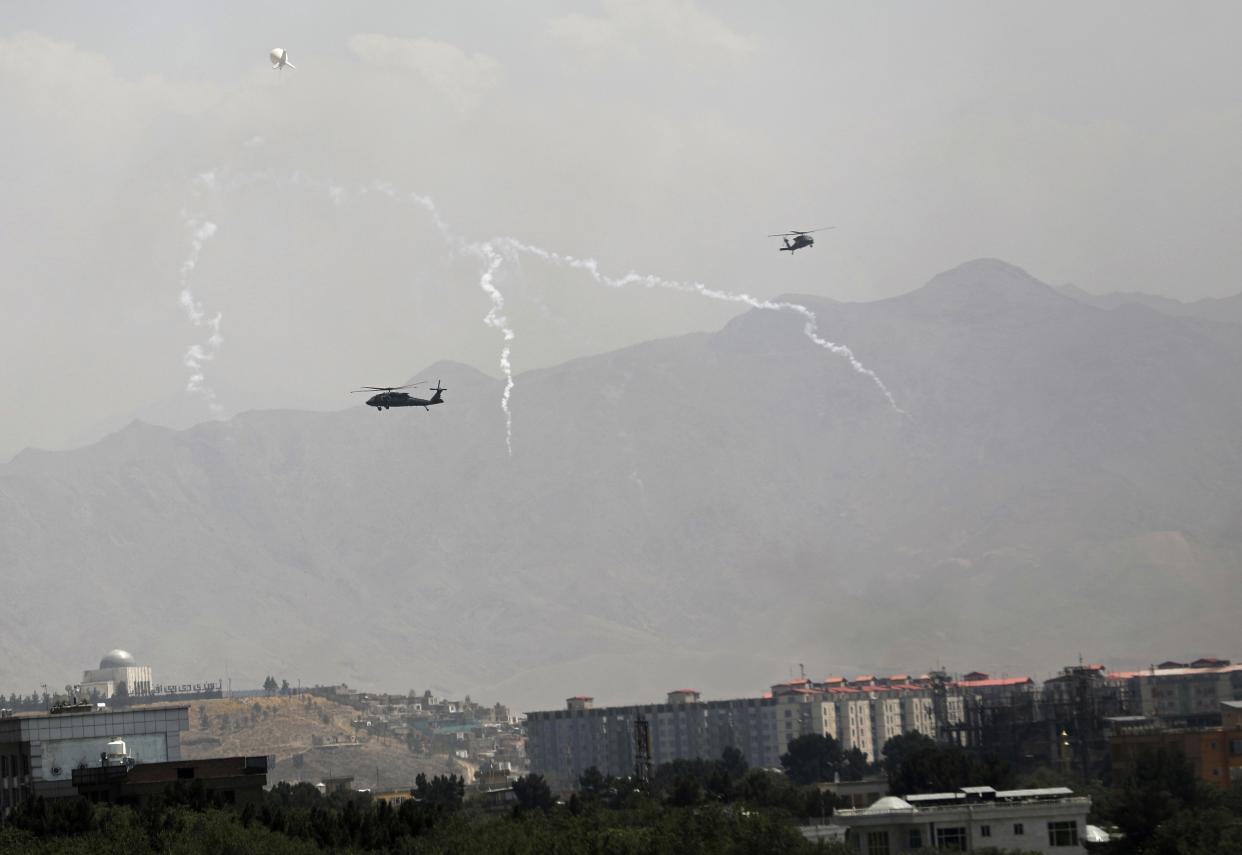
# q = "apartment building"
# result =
<box><xmin>526</xmin><ymin>688</ymin><xmax>831</xmax><ymax>789</ymax></box>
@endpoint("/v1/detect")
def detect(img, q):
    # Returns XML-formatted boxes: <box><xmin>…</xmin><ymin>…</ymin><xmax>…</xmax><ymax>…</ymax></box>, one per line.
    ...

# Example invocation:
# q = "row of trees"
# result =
<box><xmin>1</xmin><ymin>768</ymin><xmax>838</xmax><ymax>855</ymax></box>
<box><xmin>261</xmin><ymin>676</ymin><xmax>294</xmax><ymax>695</ymax></box>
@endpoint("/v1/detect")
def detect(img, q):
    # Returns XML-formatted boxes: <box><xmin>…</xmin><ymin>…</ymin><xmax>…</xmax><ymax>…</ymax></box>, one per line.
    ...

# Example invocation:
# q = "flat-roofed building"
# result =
<box><xmin>71</xmin><ymin>755</ymin><xmax>270</xmax><ymax>807</ymax></box>
<box><xmin>1110</xmin><ymin>663</ymin><xmax>1242</xmax><ymax>725</ymax></box>
<box><xmin>1110</xmin><ymin>700</ymin><xmax>1242</xmax><ymax>786</ymax></box>
<box><xmin>0</xmin><ymin>703</ymin><xmax>188</xmax><ymax>815</ymax></box>
<box><xmin>833</xmin><ymin>786</ymin><xmax>1091</xmax><ymax>854</ymax></box>
<box><xmin>526</xmin><ymin>688</ymin><xmax>830</xmax><ymax>790</ymax></box>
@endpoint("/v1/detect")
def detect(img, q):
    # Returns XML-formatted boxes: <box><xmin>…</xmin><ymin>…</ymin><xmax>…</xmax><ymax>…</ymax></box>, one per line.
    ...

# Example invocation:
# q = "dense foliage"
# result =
<box><xmin>880</xmin><ymin>732</ymin><xmax>1013</xmax><ymax>795</ymax></box>
<box><xmin>780</xmin><ymin>734</ymin><xmax>872</xmax><ymax>785</ymax></box>
<box><xmin>7</xmin><ymin>744</ymin><xmax>1240</xmax><ymax>853</ymax></box>
<box><xmin>1098</xmin><ymin>747</ymin><xmax>1242</xmax><ymax>855</ymax></box>
<box><xmin>0</xmin><ymin>765</ymin><xmax>845</xmax><ymax>855</ymax></box>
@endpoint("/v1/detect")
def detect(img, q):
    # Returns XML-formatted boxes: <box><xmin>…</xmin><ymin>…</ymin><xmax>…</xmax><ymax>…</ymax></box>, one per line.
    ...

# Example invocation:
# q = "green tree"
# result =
<box><xmin>882</xmin><ymin>732</ymin><xmax>937</xmax><ymax>785</ymax></box>
<box><xmin>882</xmin><ymin>732</ymin><xmax>1010</xmax><ymax>795</ymax></box>
<box><xmin>512</xmin><ymin>773</ymin><xmax>555</xmax><ymax>813</ymax></box>
<box><xmin>721</xmin><ymin>745</ymin><xmax>749</xmax><ymax>780</ymax></box>
<box><xmin>1106</xmin><ymin>746</ymin><xmax>1201</xmax><ymax>852</ymax></box>
<box><xmin>781</xmin><ymin>733</ymin><xmax>845</xmax><ymax>785</ymax></box>
<box><xmin>577</xmin><ymin>766</ymin><xmax>608</xmax><ymax>800</ymax></box>
<box><xmin>263</xmin><ymin>676</ymin><xmax>278</xmax><ymax>695</ymax></box>
<box><xmin>414</xmin><ymin>773</ymin><xmax>465</xmax><ymax>809</ymax></box>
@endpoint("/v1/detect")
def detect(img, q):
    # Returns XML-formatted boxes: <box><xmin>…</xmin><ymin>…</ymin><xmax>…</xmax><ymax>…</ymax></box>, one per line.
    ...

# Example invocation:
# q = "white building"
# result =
<box><xmin>80</xmin><ymin>649</ymin><xmax>153</xmax><ymax>699</ymax></box>
<box><xmin>833</xmin><ymin>786</ymin><xmax>1091</xmax><ymax>854</ymax></box>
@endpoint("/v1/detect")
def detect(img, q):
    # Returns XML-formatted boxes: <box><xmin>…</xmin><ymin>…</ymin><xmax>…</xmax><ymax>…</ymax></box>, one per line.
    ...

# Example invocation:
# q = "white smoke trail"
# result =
<box><xmin>494</xmin><ymin>239</ymin><xmax>905</xmax><ymax>413</ymax></box>
<box><xmin>378</xmin><ymin>186</ymin><xmax>519</xmax><ymax>454</ymax></box>
<box><xmin>474</xmin><ymin>243</ymin><xmax>514</xmax><ymax>455</ymax></box>
<box><xmin>177</xmin><ymin>209</ymin><xmax>223</xmax><ymax>415</ymax></box>
<box><xmin>174</xmin><ymin>169</ymin><xmax>524</xmax><ymax>450</ymax></box>
<box><xmin>175</xmin><ymin>165</ymin><xmax>901</xmax><ymax>456</ymax></box>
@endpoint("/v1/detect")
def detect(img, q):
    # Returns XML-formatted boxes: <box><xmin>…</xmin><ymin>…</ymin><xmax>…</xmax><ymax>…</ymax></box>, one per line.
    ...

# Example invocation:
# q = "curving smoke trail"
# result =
<box><xmin>493</xmin><ymin>239</ymin><xmax>905</xmax><ymax>414</ymax></box>
<box><xmin>173</xmin><ymin>164</ymin><xmax>901</xmax><ymax>454</ymax></box>
<box><xmin>177</xmin><ymin>202</ymin><xmax>223</xmax><ymax>415</ymax></box>
<box><xmin>383</xmin><ymin>187</ymin><xmax>519</xmax><ymax>454</ymax></box>
<box><xmin>473</xmin><ymin>243</ymin><xmax>514</xmax><ymax>454</ymax></box>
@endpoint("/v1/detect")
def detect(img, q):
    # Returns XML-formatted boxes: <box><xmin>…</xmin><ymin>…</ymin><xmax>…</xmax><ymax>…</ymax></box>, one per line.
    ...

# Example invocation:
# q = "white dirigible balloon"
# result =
<box><xmin>270</xmin><ymin>48</ymin><xmax>295</xmax><ymax>70</ymax></box>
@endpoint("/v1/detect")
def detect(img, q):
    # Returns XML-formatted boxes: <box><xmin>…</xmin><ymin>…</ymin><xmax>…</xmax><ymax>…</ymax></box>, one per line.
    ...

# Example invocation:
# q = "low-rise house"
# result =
<box><xmin>833</xmin><ymin>785</ymin><xmax>1091</xmax><ymax>853</ymax></box>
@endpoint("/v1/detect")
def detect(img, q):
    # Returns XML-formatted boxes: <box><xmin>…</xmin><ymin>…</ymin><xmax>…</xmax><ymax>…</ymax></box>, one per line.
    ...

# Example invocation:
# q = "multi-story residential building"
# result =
<box><xmin>527</xmin><ymin>676</ymin><xmax>975</xmax><ymax>789</ymax></box>
<box><xmin>900</xmin><ymin>690</ymin><xmax>937</xmax><ymax>739</ymax></box>
<box><xmin>1110</xmin><ymin>662</ymin><xmax>1242</xmax><ymax>725</ymax></box>
<box><xmin>526</xmin><ymin>688</ymin><xmax>836</xmax><ymax>789</ymax></box>
<box><xmin>831</xmin><ymin>688</ymin><xmax>877</xmax><ymax>759</ymax></box>
<box><xmin>955</xmin><ymin>675</ymin><xmax>1038</xmax><ymax>707</ymax></box>
<box><xmin>872</xmin><ymin>691</ymin><xmax>906</xmax><ymax>749</ymax></box>
<box><xmin>833</xmin><ymin>786</ymin><xmax>1092</xmax><ymax>854</ymax></box>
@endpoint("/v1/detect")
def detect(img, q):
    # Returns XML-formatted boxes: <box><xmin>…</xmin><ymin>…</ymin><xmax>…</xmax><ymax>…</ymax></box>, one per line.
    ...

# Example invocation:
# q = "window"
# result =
<box><xmin>935</xmin><ymin>827</ymin><xmax>967</xmax><ymax>851</ymax></box>
<box><xmin>866</xmin><ymin>830</ymin><xmax>890</xmax><ymax>855</ymax></box>
<box><xmin>176</xmin><ymin>767</ymin><xmax>195</xmax><ymax>780</ymax></box>
<box><xmin>1013</xmin><ymin>822</ymin><xmax>1024</xmax><ymax>835</ymax></box>
<box><xmin>907</xmin><ymin>828</ymin><xmax>923</xmax><ymax>849</ymax></box>
<box><xmin>1048</xmin><ymin>821</ymin><xmax>1079</xmax><ymax>847</ymax></box>
<box><xmin>980</xmin><ymin>824</ymin><xmax>991</xmax><ymax>837</ymax></box>
<box><xmin>1230</xmin><ymin>739</ymin><xmax>1242</xmax><ymax>756</ymax></box>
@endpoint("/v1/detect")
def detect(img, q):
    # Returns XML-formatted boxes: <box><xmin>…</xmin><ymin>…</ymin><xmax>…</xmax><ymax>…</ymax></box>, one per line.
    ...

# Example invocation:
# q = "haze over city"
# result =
<box><xmin>2</xmin><ymin>3</ymin><xmax>1241</xmax><ymax>851</ymax></box>
<box><xmin>3</xmin><ymin>2</ymin><xmax>1241</xmax><ymax>459</ymax></box>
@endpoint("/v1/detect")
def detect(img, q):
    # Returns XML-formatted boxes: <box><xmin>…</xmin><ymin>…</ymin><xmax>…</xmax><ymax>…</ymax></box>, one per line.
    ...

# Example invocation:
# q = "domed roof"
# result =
<box><xmin>100</xmin><ymin>649</ymin><xmax>136</xmax><ymax>669</ymax></box>
<box><xmin>868</xmin><ymin>796</ymin><xmax>914</xmax><ymax>812</ymax></box>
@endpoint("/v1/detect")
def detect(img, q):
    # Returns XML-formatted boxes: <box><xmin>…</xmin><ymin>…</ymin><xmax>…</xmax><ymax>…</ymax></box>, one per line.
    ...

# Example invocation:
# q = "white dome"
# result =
<box><xmin>100</xmin><ymin>649</ymin><xmax>136</xmax><ymax>669</ymax></box>
<box><xmin>868</xmin><ymin>796</ymin><xmax>914</xmax><ymax>811</ymax></box>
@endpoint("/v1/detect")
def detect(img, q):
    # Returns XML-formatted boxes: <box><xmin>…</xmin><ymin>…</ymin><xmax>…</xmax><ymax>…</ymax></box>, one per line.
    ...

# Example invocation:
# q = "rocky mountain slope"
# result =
<box><xmin>3</xmin><ymin>259</ymin><xmax>1240</xmax><ymax>709</ymax></box>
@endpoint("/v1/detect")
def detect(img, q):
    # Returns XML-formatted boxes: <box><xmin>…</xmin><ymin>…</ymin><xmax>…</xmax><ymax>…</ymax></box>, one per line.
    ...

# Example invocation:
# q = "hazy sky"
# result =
<box><xmin>2</xmin><ymin>1</ymin><xmax>1240</xmax><ymax>460</ymax></box>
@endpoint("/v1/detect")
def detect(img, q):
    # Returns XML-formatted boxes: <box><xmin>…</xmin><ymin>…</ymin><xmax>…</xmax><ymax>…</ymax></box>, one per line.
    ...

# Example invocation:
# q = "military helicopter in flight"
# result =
<box><xmin>769</xmin><ymin>227</ymin><xmax>834</xmax><ymax>254</ymax></box>
<box><xmin>352</xmin><ymin>381</ymin><xmax>446</xmax><ymax>412</ymax></box>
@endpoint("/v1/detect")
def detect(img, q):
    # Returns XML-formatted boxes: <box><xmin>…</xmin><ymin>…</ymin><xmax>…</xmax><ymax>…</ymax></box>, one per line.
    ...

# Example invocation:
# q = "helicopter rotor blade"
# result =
<box><xmin>790</xmin><ymin>227</ymin><xmax>835</xmax><ymax>235</ymax></box>
<box><xmin>352</xmin><ymin>382</ymin><xmax>424</xmax><ymax>393</ymax></box>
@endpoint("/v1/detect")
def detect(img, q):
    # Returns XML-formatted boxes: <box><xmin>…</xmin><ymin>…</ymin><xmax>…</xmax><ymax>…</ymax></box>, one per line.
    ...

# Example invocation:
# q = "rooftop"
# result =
<box><xmin>1111</xmin><ymin>663</ymin><xmax>1242</xmax><ymax>679</ymax></box>
<box><xmin>99</xmin><ymin>649</ymin><xmax>137</xmax><ymax>669</ymax></box>
<box><xmin>838</xmin><ymin>786</ymin><xmax>1084</xmax><ymax>818</ymax></box>
<box><xmin>956</xmin><ymin>677</ymin><xmax>1034</xmax><ymax>688</ymax></box>
<box><xmin>1</xmin><ymin>703</ymin><xmax>189</xmax><ymax>721</ymax></box>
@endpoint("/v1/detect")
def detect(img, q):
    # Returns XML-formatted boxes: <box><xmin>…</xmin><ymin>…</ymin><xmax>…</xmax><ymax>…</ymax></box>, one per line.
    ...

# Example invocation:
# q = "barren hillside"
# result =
<box><xmin>164</xmin><ymin>695</ymin><xmax>459</xmax><ymax>789</ymax></box>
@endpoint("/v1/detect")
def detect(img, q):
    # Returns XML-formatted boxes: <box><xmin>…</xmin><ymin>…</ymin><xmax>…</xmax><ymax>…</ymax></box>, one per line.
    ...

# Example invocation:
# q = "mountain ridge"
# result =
<box><xmin>3</xmin><ymin>259</ymin><xmax>1240</xmax><ymax>709</ymax></box>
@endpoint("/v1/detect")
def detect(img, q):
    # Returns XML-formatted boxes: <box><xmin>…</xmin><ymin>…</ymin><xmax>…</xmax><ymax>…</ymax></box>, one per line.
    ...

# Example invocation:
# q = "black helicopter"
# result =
<box><xmin>352</xmin><ymin>381</ymin><xmax>446</xmax><ymax>411</ymax></box>
<box><xmin>769</xmin><ymin>227</ymin><xmax>834</xmax><ymax>254</ymax></box>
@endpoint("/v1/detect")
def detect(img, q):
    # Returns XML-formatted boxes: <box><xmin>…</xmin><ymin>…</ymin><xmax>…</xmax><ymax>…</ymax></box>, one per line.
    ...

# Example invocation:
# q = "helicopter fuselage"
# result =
<box><xmin>780</xmin><ymin>235</ymin><xmax>814</xmax><ymax>252</ymax></box>
<box><xmin>366</xmin><ymin>390</ymin><xmax>444</xmax><ymax>410</ymax></box>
